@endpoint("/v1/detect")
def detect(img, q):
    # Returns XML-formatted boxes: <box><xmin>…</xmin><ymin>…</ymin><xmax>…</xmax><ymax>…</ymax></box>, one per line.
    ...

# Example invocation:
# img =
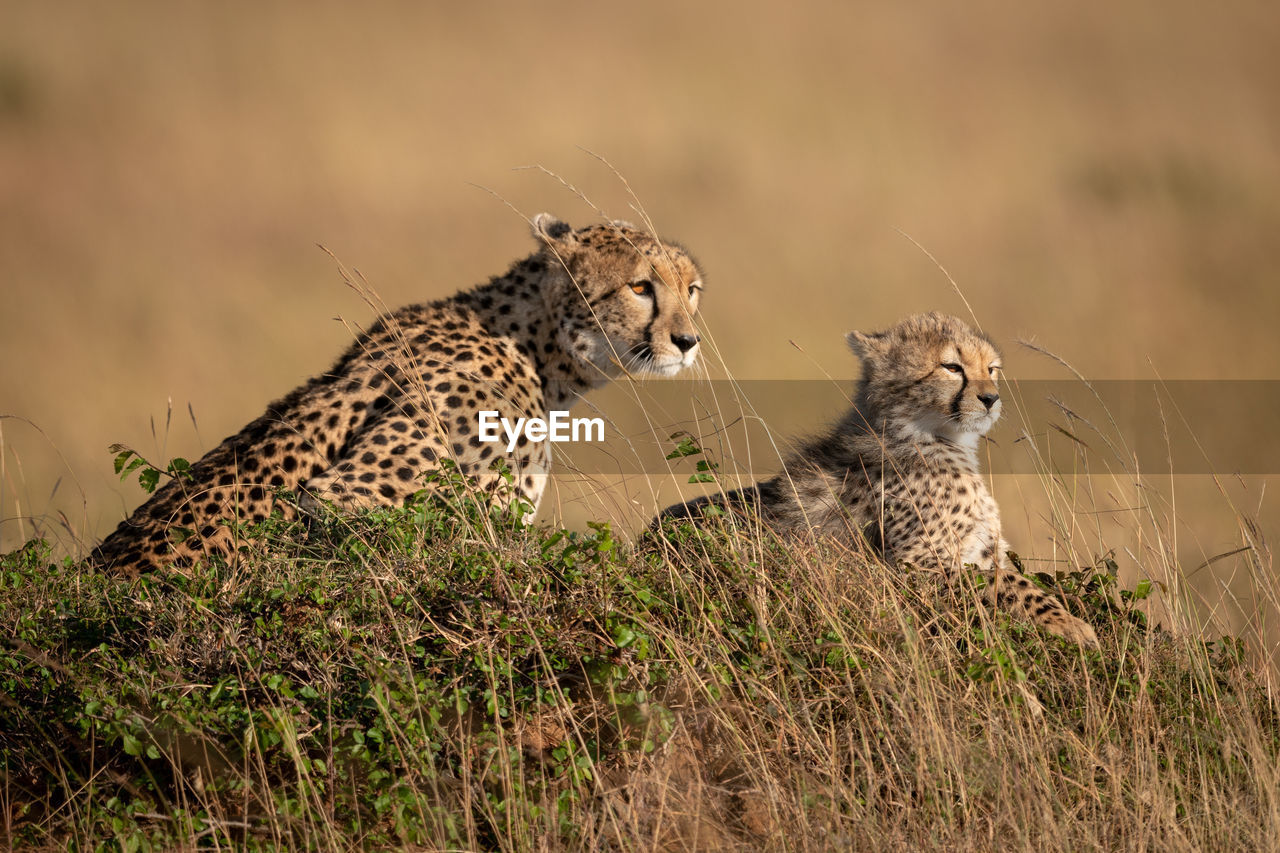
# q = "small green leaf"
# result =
<box><xmin>138</xmin><ymin>468</ymin><xmax>160</xmax><ymax>493</ymax></box>
<box><xmin>665</xmin><ymin>433</ymin><xmax>703</xmax><ymax>459</ymax></box>
<box><xmin>612</xmin><ymin>623</ymin><xmax>637</xmax><ymax>648</ymax></box>
<box><xmin>122</xmin><ymin>734</ymin><xmax>143</xmax><ymax>756</ymax></box>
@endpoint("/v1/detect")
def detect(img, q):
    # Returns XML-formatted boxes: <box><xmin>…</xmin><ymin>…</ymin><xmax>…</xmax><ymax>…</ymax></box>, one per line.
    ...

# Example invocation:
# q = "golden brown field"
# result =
<box><xmin>2</xmin><ymin>1</ymin><xmax>1277</xmax><ymax>652</ymax></box>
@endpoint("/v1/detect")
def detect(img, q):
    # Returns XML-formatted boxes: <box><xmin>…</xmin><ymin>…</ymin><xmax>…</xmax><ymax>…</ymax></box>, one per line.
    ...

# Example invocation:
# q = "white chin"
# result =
<box><xmin>963</xmin><ymin>414</ymin><xmax>997</xmax><ymax>436</ymax></box>
<box><xmin>925</xmin><ymin>415</ymin><xmax>992</xmax><ymax>444</ymax></box>
<box><xmin>646</xmin><ymin>358</ymin><xmax>688</xmax><ymax>377</ymax></box>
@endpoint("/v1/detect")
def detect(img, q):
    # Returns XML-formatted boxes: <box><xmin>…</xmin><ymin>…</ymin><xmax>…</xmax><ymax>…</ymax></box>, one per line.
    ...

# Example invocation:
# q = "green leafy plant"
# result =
<box><xmin>109</xmin><ymin>444</ymin><xmax>192</xmax><ymax>494</ymax></box>
<box><xmin>0</xmin><ymin>439</ymin><xmax>1275</xmax><ymax>851</ymax></box>
<box><xmin>665</xmin><ymin>431</ymin><xmax>719</xmax><ymax>483</ymax></box>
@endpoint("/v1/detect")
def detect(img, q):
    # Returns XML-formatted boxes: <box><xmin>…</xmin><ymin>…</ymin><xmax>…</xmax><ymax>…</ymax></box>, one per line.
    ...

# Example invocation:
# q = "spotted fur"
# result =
<box><xmin>94</xmin><ymin>214</ymin><xmax>704</xmax><ymax>576</ymax></box>
<box><xmin>663</xmin><ymin>312</ymin><xmax>1098</xmax><ymax>647</ymax></box>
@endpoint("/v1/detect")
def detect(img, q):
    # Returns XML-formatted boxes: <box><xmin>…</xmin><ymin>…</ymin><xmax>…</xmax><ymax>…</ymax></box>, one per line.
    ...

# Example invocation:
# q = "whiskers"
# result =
<box><xmin>619</xmin><ymin>341</ymin><xmax>657</xmax><ymax>374</ymax></box>
<box><xmin>621</xmin><ymin>341</ymin><xmax>691</xmax><ymax>377</ymax></box>
<box><xmin>608</xmin><ymin>337</ymin><xmax>701</xmax><ymax>378</ymax></box>
<box><xmin>898</xmin><ymin>404</ymin><xmax>996</xmax><ymax>447</ymax></box>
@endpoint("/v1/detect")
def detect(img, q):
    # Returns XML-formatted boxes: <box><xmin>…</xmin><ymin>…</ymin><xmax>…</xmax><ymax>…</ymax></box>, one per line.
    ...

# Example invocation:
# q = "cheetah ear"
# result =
<box><xmin>845</xmin><ymin>330</ymin><xmax>888</xmax><ymax>361</ymax></box>
<box><xmin>532</xmin><ymin>213</ymin><xmax>575</xmax><ymax>245</ymax></box>
<box><xmin>609</xmin><ymin>218</ymin><xmax>637</xmax><ymax>230</ymax></box>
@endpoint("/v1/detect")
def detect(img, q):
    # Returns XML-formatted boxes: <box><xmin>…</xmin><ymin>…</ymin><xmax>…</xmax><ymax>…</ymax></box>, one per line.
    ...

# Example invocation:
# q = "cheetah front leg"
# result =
<box><xmin>985</xmin><ymin>541</ymin><xmax>1098</xmax><ymax>647</ymax></box>
<box><xmin>894</xmin><ymin>524</ymin><xmax>1099</xmax><ymax>647</ymax></box>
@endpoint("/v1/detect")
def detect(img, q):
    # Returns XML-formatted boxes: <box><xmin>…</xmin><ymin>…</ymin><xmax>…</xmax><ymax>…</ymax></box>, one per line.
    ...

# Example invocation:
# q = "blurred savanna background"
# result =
<box><xmin>1</xmin><ymin>2</ymin><xmax>1277</xmax><ymax>654</ymax></box>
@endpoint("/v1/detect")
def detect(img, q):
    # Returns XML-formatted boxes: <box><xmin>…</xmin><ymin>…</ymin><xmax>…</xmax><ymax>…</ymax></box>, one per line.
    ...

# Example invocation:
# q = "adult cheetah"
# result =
<box><xmin>94</xmin><ymin>214</ymin><xmax>705</xmax><ymax>576</ymax></box>
<box><xmin>661</xmin><ymin>312</ymin><xmax>1098</xmax><ymax>647</ymax></box>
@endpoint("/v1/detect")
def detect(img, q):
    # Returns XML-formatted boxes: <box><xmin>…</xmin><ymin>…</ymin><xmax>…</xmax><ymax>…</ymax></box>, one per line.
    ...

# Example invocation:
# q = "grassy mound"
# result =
<box><xmin>2</xmin><ymin>485</ymin><xmax>1277</xmax><ymax>851</ymax></box>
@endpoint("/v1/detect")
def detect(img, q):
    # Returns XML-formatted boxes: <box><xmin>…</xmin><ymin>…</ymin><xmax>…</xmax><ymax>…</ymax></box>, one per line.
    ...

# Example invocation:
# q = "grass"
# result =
<box><xmin>3</xmin><ymin>191</ymin><xmax>1276</xmax><ymax>848</ymax></box>
<box><xmin>3</xmin><ymin>454</ymin><xmax>1278</xmax><ymax>851</ymax></box>
<box><xmin>2</xmin><ymin>4</ymin><xmax>1276</xmax><ymax>846</ymax></box>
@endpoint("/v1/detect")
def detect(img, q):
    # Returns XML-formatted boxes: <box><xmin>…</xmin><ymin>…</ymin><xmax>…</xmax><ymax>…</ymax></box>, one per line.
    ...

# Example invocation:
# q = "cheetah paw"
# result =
<box><xmin>1047</xmin><ymin>614</ymin><xmax>1099</xmax><ymax>648</ymax></box>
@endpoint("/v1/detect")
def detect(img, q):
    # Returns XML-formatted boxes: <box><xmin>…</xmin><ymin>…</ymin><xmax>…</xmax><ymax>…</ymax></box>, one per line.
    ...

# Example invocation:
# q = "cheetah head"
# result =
<box><xmin>533</xmin><ymin>213</ymin><xmax>704</xmax><ymax>380</ymax></box>
<box><xmin>846</xmin><ymin>312</ymin><xmax>1003</xmax><ymax>446</ymax></box>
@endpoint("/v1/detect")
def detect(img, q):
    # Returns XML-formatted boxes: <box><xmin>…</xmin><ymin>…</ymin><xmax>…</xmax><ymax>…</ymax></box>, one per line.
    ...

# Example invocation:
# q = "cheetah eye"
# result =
<box><xmin>630</xmin><ymin>280</ymin><xmax>654</xmax><ymax>298</ymax></box>
<box><xmin>988</xmin><ymin>365</ymin><xmax>1001</xmax><ymax>377</ymax></box>
<box><xmin>687</xmin><ymin>283</ymin><xmax>702</xmax><ymax>299</ymax></box>
<box><xmin>940</xmin><ymin>363</ymin><xmax>964</xmax><ymax>375</ymax></box>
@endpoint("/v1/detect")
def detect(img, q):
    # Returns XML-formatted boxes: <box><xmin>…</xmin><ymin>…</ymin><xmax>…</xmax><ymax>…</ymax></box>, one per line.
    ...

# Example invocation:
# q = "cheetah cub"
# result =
<box><xmin>664</xmin><ymin>312</ymin><xmax>1098</xmax><ymax>647</ymax></box>
<box><xmin>94</xmin><ymin>214</ymin><xmax>705</xmax><ymax>576</ymax></box>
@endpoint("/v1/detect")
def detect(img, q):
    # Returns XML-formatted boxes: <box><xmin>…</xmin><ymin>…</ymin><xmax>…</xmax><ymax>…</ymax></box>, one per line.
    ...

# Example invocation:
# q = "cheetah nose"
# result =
<box><xmin>977</xmin><ymin>392</ymin><xmax>1000</xmax><ymax>410</ymax></box>
<box><xmin>671</xmin><ymin>333</ymin><xmax>700</xmax><ymax>353</ymax></box>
